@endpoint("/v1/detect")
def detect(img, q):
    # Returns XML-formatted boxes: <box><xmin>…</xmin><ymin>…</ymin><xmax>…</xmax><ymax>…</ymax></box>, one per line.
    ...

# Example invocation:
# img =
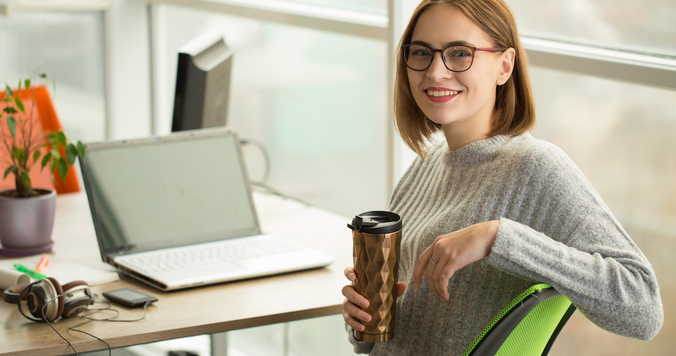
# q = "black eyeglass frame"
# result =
<box><xmin>401</xmin><ymin>43</ymin><xmax>506</xmax><ymax>72</ymax></box>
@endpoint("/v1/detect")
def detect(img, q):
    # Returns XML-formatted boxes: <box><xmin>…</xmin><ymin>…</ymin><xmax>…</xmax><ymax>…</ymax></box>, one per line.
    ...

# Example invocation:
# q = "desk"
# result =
<box><xmin>0</xmin><ymin>191</ymin><xmax>352</xmax><ymax>355</ymax></box>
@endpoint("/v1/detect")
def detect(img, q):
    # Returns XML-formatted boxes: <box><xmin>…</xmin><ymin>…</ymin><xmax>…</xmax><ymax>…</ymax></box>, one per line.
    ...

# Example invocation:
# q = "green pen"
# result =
<box><xmin>14</xmin><ymin>264</ymin><xmax>47</xmax><ymax>280</ymax></box>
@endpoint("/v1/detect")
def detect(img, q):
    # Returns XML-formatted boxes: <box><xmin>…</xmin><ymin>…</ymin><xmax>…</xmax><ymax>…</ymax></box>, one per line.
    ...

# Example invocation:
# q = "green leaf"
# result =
<box><xmin>12</xmin><ymin>147</ymin><xmax>25</xmax><ymax>161</ymax></box>
<box><xmin>41</xmin><ymin>152</ymin><xmax>52</xmax><ymax>170</ymax></box>
<box><xmin>24</xmin><ymin>79</ymin><xmax>30</xmax><ymax>90</ymax></box>
<box><xmin>51</xmin><ymin>157</ymin><xmax>58</xmax><ymax>172</ymax></box>
<box><xmin>46</xmin><ymin>131</ymin><xmax>58</xmax><ymax>142</ymax></box>
<box><xmin>66</xmin><ymin>144</ymin><xmax>78</xmax><ymax>165</ymax></box>
<box><xmin>7</xmin><ymin>116</ymin><xmax>16</xmax><ymax>137</ymax></box>
<box><xmin>77</xmin><ymin>141</ymin><xmax>85</xmax><ymax>158</ymax></box>
<box><xmin>33</xmin><ymin>150</ymin><xmax>41</xmax><ymax>164</ymax></box>
<box><xmin>58</xmin><ymin>158</ymin><xmax>68</xmax><ymax>180</ymax></box>
<box><xmin>14</xmin><ymin>98</ymin><xmax>24</xmax><ymax>113</ymax></box>
<box><xmin>57</xmin><ymin>131</ymin><xmax>67</xmax><ymax>147</ymax></box>
<box><xmin>3</xmin><ymin>107</ymin><xmax>17</xmax><ymax>114</ymax></box>
<box><xmin>5</xmin><ymin>84</ymin><xmax>13</xmax><ymax>99</ymax></box>
<box><xmin>39</xmin><ymin>73</ymin><xmax>47</xmax><ymax>79</ymax></box>
<box><xmin>50</xmin><ymin>147</ymin><xmax>62</xmax><ymax>160</ymax></box>
<box><xmin>3</xmin><ymin>166</ymin><xmax>13</xmax><ymax>179</ymax></box>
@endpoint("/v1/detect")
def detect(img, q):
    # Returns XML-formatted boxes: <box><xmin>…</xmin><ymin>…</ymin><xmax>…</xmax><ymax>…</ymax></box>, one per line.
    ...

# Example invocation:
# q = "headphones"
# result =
<box><xmin>3</xmin><ymin>277</ymin><xmax>95</xmax><ymax>322</ymax></box>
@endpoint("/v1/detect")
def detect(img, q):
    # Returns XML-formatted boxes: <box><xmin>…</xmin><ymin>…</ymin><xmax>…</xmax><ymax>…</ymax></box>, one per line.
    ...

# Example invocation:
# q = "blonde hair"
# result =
<box><xmin>394</xmin><ymin>0</ymin><xmax>535</xmax><ymax>157</ymax></box>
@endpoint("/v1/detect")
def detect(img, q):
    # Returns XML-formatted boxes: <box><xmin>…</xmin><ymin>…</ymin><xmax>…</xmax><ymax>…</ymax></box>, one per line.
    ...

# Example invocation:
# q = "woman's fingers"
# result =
<box><xmin>424</xmin><ymin>222</ymin><xmax>500</xmax><ymax>300</ymax></box>
<box><xmin>342</xmin><ymin>281</ymin><xmax>372</xmax><ymax>332</ymax></box>
<box><xmin>413</xmin><ymin>242</ymin><xmax>445</xmax><ymax>298</ymax></box>
<box><xmin>344</xmin><ymin>267</ymin><xmax>356</xmax><ymax>281</ymax></box>
<box><xmin>343</xmin><ymin>312</ymin><xmax>365</xmax><ymax>331</ymax></box>
<box><xmin>342</xmin><ymin>297</ymin><xmax>371</xmax><ymax>325</ymax></box>
<box><xmin>426</xmin><ymin>256</ymin><xmax>441</xmax><ymax>298</ymax></box>
<box><xmin>342</xmin><ymin>284</ymin><xmax>369</xmax><ymax>308</ymax></box>
<box><xmin>413</xmin><ymin>245</ymin><xmax>434</xmax><ymax>288</ymax></box>
<box><xmin>431</xmin><ymin>255</ymin><xmax>451</xmax><ymax>300</ymax></box>
<box><xmin>397</xmin><ymin>282</ymin><xmax>407</xmax><ymax>296</ymax></box>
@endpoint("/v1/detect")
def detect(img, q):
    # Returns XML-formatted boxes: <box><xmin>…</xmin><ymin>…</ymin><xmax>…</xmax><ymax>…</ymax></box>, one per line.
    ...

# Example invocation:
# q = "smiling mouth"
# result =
<box><xmin>425</xmin><ymin>90</ymin><xmax>460</xmax><ymax>97</ymax></box>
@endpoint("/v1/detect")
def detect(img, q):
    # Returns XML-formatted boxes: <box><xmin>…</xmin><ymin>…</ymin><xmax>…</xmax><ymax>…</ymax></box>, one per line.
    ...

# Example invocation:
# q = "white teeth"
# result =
<box><xmin>427</xmin><ymin>90</ymin><xmax>459</xmax><ymax>97</ymax></box>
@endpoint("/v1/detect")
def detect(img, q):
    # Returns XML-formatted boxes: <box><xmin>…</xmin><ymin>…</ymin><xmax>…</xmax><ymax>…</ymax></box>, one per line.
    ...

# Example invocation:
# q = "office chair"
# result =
<box><xmin>463</xmin><ymin>283</ymin><xmax>576</xmax><ymax>356</ymax></box>
<box><xmin>0</xmin><ymin>85</ymin><xmax>80</xmax><ymax>194</ymax></box>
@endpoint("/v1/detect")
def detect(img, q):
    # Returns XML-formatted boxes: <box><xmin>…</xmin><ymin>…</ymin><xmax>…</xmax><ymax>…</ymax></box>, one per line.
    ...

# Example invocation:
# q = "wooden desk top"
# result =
<box><xmin>0</xmin><ymin>191</ymin><xmax>353</xmax><ymax>355</ymax></box>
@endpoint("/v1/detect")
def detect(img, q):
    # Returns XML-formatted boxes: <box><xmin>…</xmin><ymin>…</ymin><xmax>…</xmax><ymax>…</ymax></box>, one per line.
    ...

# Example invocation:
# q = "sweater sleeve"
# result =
<box><xmin>487</xmin><ymin>143</ymin><xmax>663</xmax><ymax>340</ymax></box>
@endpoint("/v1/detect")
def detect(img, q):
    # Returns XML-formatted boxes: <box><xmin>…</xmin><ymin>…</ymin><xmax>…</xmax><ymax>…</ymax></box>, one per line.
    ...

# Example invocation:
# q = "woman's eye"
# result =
<box><xmin>412</xmin><ymin>49</ymin><xmax>431</xmax><ymax>56</ymax></box>
<box><xmin>449</xmin><ymin>48</ymin><xmax>472</xmax><ymax>57</ymax></box>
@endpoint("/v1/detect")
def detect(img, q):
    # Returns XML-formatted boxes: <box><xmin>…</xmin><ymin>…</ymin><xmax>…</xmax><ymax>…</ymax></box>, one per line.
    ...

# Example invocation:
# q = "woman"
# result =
<box><xmin>341</xmin><ymin>0</ymin><xmax>663</xmax><ymax>354</ymax></box>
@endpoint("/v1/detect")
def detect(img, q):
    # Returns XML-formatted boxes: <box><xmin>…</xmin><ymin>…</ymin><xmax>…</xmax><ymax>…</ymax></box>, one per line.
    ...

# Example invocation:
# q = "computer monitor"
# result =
<box><xmin>171</xmin><ymin>31</ymin><xmax>234</xmax><ymax>132</ymax></box>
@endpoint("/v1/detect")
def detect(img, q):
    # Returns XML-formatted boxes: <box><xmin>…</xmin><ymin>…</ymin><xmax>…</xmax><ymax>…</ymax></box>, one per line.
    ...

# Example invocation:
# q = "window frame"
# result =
<box><xmin>140</xmin><ymin>0</ymin><xmax>676</xmax><ymax>195</ymax></box>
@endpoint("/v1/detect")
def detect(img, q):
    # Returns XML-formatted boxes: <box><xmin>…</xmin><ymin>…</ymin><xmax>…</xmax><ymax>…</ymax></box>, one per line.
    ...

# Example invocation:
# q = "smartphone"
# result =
<box><xmin>102</xmin><ymin>288</ymin><xmax>158</xmax><ymax>307</ymax></box>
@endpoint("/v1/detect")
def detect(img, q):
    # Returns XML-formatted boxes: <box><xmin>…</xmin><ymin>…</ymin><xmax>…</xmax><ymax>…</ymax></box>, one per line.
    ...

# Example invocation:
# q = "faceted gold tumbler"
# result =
<box><xmin>348</xmin><ymin>211</ymin><xmax>402</xmax><ymax>343</ymax></box>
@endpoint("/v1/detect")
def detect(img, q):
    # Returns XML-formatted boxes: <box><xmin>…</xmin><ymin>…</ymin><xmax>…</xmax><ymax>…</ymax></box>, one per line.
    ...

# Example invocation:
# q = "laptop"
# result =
<box><xmin>79</xmin><ymin>128</ymin><xmax>334</xmax><ymax>291</ymax></box>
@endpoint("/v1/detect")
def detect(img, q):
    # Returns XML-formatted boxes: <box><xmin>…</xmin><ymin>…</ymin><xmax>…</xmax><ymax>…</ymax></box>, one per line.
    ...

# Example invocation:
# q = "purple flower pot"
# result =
<box><xmin>0</xmin><ymin>189</ymin><xmax>56</xmax><ymax>256</ymax></box>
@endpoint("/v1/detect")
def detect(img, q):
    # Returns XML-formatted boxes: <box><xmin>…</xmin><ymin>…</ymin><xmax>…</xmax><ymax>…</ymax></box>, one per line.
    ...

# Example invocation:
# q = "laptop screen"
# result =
<box><xmin>80</xmin><ymin>129</ymin><xmax>260</xmax><ymax>255</ymax></box>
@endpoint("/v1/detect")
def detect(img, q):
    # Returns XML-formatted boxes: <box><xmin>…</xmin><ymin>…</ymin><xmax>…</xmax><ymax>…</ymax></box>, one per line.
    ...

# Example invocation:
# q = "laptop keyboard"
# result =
<box><xmin>120</xmin><ymin>236</ymin><xmax>303</xmax><ymax>275</ymax></box>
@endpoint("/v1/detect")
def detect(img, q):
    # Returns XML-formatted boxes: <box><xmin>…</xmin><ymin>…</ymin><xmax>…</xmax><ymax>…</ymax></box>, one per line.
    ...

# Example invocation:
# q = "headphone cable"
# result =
<box><xmin>42</xmin><ymin>295</ymin><xmax>81</xmax><ymax>356</ymax></box>
<box><xmin>40</xmin><ymin>298</ymin><xmax>152</xmax><ymax>356</ymax></box>
<box><xmin>239</xmin><ymin>138</ymin><xmax>314</xmax><ymax>207</ymax></box>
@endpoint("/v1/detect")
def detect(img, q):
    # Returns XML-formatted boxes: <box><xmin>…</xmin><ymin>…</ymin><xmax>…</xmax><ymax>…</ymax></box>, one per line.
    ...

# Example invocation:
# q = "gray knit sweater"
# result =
<box><xmin>349</xmin><ymin>133</ymin><xmax>663</xmax><ymax>355</ymax></box>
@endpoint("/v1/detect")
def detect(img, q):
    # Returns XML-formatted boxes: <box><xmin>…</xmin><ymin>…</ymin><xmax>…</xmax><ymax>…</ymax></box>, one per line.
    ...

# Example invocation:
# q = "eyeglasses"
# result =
<box><xmin>401</xmin><ymin>43</ymin><xmax>505</xmax><ymax>72</ymax></box>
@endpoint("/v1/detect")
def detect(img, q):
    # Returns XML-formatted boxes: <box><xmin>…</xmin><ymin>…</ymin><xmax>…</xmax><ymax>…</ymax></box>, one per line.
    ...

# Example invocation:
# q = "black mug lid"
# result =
<box><xmin>347</xmin><ymin>211</ymin><xmax>402</xmax><ymax>234</ymax></box>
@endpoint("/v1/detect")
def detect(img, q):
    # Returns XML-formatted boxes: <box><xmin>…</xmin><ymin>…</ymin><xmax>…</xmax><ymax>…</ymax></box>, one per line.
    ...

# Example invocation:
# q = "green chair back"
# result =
<box><xmin>463</xmin><ymin>283</ymin><xmax>576</xmax><ymax>356</ymax></box>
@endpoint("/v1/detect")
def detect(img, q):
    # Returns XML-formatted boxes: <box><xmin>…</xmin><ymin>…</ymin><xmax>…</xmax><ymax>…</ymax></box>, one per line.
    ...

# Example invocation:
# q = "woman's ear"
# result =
<box><xmin>496</xmin><ymin>47</ymin><xmax>516</xmax><ymax>86</ymax></box>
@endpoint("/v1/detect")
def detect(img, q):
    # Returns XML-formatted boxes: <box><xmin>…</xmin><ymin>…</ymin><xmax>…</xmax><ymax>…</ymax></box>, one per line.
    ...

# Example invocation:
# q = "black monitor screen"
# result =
<box><xmin>172</xmin><ymin>32</ymin><xmax>233</xmax><ymax>132</ymax></box>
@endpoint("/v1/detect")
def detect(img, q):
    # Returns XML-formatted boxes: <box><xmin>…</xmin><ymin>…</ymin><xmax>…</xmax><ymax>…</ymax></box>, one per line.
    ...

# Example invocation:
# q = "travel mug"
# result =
<box><xmin>348</xmin><ymin>211</ymin><xmax>402</xmax><ymax>343</ymax></box>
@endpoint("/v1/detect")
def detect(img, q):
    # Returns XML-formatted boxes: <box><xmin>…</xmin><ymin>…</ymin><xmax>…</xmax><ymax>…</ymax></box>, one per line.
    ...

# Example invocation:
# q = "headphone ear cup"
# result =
<box><xmin>27</xmin><ymin>278</ymin><xmax>65</xmax><ymax>321</ymax></box>
<box><xmin>61</xmin><ymin>280</ymin><xmax>93</xmax><ymax>318</ymax></box>
<box><xmin>47</xmin><ymin>277</ymin><xmax>65</xmax><ymax>321</ymax></box>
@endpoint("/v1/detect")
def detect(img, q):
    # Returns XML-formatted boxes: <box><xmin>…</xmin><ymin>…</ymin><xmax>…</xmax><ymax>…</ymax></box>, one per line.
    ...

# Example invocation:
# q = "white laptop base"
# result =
<box><xmin>114</xmin><ymin>234</ymin><xmax>334</xmax><ymax>291</ymax></box>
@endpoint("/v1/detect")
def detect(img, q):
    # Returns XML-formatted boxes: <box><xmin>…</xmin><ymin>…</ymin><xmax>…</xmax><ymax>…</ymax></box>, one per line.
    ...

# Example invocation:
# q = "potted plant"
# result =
<box><xmin>0</xmin><ymin>73</ymin><xmax>84</xmax><ymax>256</ymax></box>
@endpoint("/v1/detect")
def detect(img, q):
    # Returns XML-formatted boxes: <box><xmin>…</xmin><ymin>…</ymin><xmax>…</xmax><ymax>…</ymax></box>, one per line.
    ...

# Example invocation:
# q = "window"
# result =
<box><xmin>271</xmin><ymin>0</ymin><xmax>386</xmax><ymax>14</ymax></box>
<box><xmin>508</xmin><ymin>0</ymin><xmax>676</xmax><ymax>57</ymax></box>
<box><xmin>0</xmin><ymin>12</ymin><xmax>106</xmax><ymax>142</ymax></box>
<box><xmin>530</xmin><ymin>64</ymin><xmax>675</xmax><ymax>356</ymax></box>
<box><xmin>154</xmin><ymin>3</ymin><xmax>388</xmax><ymax>218</ymax></box>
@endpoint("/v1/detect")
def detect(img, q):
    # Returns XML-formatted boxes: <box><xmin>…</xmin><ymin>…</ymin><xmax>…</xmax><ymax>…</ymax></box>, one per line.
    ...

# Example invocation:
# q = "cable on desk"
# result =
<box><xmin>251</xmin><ymin>182</ymin><xmax>313</xmax><ymax>207</ymax></box>
<box><xmin>42</xmin><ymin>297</ymin><xmax>152</xmax><ymax>356</ymax></box>
<box><xmin>42</xmin><ymin>296</ymin><xmax>79</xmax><ymax>355</ymax></box>
<box><xmin>240</xmin><ymin>138</ymin><xmax>313</xmax><ymax>207</ymax></box>
<box><xmin>240</xmin><ymin>138</ymin><xmax>271</xmax><ymax>184</ymax></box>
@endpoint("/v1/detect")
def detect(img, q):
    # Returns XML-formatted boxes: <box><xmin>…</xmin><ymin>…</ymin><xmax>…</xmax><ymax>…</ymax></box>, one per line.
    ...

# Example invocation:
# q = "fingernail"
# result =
<box><xmin>361</xmin><ymin>300</ymin><xmax>369</xmax><ymax>308</ymax></box>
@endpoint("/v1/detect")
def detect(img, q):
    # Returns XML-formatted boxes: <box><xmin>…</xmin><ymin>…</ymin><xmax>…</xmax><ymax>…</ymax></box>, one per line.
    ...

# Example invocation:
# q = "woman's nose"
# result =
<box><xmin>425</xmin><ymin>52</ymin><xmax>453</xmax><ymax>81</ymax></box>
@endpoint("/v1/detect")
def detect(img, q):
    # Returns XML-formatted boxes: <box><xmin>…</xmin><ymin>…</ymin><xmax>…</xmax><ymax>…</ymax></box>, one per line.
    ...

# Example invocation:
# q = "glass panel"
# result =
<box><xmin>0</xmin><ymin>12</ymin><xmax>106</xmax><ymax>142</ymax></box>
<box><xmin>157</xmin><ymin>4</ymin><xmax>388</xmax><ymax>218</ymax></box>
<box><xmin>272</xmin><ymin>0</ymin><xmax>386</xmax><ymax>14</ymax></box>
<box><xmin>507</xmin><ymin>0</ymin><xmax>676</xmax><ymax>57</ymax></box>
<box><xmin>529</xmin><ymin>67</ymin><xmax>676</xmax><ymax>355</ymax></box>
<box><xmin>287</xmin><ymin>314</ymin><xmax>359</xmax><ymax>355</ymax></box>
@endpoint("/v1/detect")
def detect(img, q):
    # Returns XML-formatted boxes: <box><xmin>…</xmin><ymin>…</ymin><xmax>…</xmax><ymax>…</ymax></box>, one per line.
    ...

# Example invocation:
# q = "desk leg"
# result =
<box><xmin>210</xmin><ymin>332</ymin><xmax>229</xmax><ymax>356</ymax></box>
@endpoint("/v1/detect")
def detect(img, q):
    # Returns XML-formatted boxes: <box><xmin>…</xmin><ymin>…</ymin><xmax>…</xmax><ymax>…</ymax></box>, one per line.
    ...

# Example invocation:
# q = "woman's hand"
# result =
<box><xmin>342</xmin><ymin>267</ymin><xmax>406</xmax><ymax>332</ymax></box>
<box><xmin>413</xmin><ymin>220</ymin><xmax>500</xmax><ymax>300</ymax></box>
